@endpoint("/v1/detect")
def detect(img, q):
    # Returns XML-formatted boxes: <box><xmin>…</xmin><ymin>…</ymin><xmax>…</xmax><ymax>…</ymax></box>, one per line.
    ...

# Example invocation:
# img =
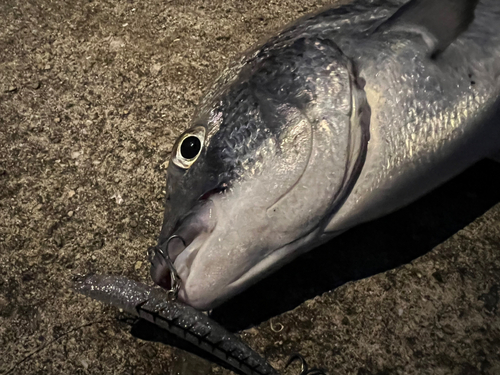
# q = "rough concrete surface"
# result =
<box><xmin>0</xmin><ymin>0</ymin><xmax>499</xmax><ymax>374</ymax></box>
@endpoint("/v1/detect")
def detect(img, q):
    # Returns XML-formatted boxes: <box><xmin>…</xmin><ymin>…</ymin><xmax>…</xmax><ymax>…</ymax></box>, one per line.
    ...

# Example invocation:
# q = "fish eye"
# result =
<box><xmin>180</xmin><ymin>136</ymin><xmax>201</xmax><ymax>160</ymax></box>
<box><xmin>172</xmin><ymin>127</ymin><xmax>205</xmax><ymax>169</ymax></box>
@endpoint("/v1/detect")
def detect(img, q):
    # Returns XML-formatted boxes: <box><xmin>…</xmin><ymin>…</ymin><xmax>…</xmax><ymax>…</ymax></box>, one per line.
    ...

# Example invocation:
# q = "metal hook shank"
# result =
<box><xmin>153</xmin><ymin>234</ymin><xmax>186</xmax><ymax>300</ymax></box>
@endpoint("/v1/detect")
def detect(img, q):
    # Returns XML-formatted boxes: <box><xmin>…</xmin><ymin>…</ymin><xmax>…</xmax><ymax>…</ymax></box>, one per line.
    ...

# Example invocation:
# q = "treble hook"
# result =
<box><xmin>149</xmin><ymin>234</ymin><xmax>186</xmax><ymax>301</ymax></box>
<box><xmin>286</xmin><ymin>354</ymin><xmax>327</xmax><ymax>375</ymax></box>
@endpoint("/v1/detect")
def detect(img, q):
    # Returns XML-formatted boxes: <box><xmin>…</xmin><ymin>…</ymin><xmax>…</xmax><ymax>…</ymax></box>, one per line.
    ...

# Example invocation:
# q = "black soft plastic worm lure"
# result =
<box><xmin>76</xmin><ymin>274</ymin><xmax>326</xmax><ymax>375</ymax></box>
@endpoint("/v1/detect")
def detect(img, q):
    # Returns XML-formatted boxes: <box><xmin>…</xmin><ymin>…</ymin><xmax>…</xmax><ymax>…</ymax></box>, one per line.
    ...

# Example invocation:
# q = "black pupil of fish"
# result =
<box><xmin>180</xmin><ymin>136</ymin><xmax>201</xmax><ymax>159</ymax></box>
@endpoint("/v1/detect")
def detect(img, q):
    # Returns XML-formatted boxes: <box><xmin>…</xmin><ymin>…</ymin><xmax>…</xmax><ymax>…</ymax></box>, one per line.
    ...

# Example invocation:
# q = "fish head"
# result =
<box><xmin>152</xmin><ymin>36</ymin><xmax>369</xmax><ymax>310</ymax></box>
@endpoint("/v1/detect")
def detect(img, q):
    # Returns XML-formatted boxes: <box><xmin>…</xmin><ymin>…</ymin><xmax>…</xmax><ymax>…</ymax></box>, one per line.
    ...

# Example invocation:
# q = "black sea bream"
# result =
<box><xmin>149</xmin><ymin>0</ymin><xmax>500</xmax><ymax>311</ymax></box>
<box><xmin>79</xmin><ymin>0</ymin><xmax>500</xmax><ymax>373</ymax></box>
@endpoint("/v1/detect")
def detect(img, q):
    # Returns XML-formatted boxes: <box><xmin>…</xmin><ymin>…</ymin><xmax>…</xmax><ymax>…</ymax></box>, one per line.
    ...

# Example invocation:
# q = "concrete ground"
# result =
<box><xmin>1</xmin><ymin>0</ymin><xmax>499</xmax><ymax>374</ymax></box>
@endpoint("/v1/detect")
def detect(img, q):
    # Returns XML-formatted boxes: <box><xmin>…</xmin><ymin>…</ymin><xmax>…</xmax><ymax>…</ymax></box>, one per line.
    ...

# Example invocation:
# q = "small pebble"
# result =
<box><xmin>129</xmin><ymin>220</ymin><xmax>138</xmax><ymax>228</ymax></box>
<box><xmin>134</xmin><ymin>261</ymin><xmax>143</xmax><ymax>270</ymax></box>
<box><xmin>67</xmin><ymin>211</ymin><xmax>74</xmax><ymax>217</ymax></box>
<box><xmin>160</xmin><ymin>160</ymin><xmax>169</xmax><ymax>170</ymax></box>
<box><xmin>244</xmin><ymin>327</ymin><xmax>259</xmax><ymax>336</ymax></box>
<box><xmin>54</xmin><ymin>117</ymin><xmax>61</xmax><ymax>123</ymax></box>
<box><xmin>80</xmin><ymin>359</ymin><xmax>89</xmax><ymax>370</ymax></box>
<box><xmin>7</xmin><ymin>85</ymin><xmax>17</xmax><ymax>92</ymax></box>
<box><xmin>111</xmin><ymin>193</ymin><xmax>123</xmax><ymax>205</ymax></box>
<box><xmin>150</xmin><ymin>63</ymin><xmax>162</xmax><ymax>75</ymax></box>
<box><xmin>68</xmin><ymin>190</ymin><xmax>76</xmax><ymax>198</ymax></box>
<box><xmin>71</xmin><ymin>151</ymin><xmax>80</xmax><ymax>159</ymax></box>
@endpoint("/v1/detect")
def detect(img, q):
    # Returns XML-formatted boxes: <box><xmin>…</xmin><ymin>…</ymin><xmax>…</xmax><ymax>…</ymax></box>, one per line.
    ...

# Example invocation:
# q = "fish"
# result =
<box><xmin>147</xmin><ymin>0</ymin><xmax>500</xmax><ymax>311</ymax></box>
<box><xmin>77</xmin><ymin>0</ymin><xmax>500</xmax><ymax>373</ymax></box>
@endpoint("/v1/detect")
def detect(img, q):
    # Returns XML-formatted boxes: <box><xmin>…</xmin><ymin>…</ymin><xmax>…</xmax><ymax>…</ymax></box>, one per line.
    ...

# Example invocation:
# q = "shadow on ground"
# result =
<box><xmin>209</xmin><ymin>159</ymin><xmax>500</xmax><ymax>331</ymax></box>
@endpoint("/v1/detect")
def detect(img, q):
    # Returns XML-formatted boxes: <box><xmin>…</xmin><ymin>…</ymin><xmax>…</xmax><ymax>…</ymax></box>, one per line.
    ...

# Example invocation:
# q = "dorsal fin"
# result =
<box><xmin>376</xmin><ymin>0</ymin><xmax>480</xmax><ymax>57</ymax></box>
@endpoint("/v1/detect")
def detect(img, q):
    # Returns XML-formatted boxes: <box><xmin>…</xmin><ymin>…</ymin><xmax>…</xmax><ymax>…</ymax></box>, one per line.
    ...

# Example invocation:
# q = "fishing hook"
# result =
<box><xmin>149</xmin><ymin>234</ymin><xmax>186</xmax><ymax>301</ymax></box>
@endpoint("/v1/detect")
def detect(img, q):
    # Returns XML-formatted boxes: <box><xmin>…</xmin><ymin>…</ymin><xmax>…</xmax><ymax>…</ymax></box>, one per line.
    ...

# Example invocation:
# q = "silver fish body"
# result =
<box><xmin>326</xmin><ymin>0</ymin><xmax>500</xmax><ymax>232</ymax></box>
<box><xmin>151</xmin><ymin>0</ymin><xmax>500</xmax><ymax>310</ymax></box>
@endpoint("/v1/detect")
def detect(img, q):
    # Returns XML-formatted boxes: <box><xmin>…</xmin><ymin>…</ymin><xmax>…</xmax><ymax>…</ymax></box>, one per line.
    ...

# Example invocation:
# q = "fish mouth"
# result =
<box><xmin>150</xmin><ymin>199</ymin><xmax>217</xmax><ymax>291</ymax></box>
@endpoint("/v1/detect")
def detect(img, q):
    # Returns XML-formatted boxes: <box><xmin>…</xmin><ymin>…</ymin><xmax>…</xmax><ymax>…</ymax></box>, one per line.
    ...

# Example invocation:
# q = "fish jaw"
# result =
<box><xmin>176</xmin><ymin>223</ymin><xmax>325</xmax><ymax>311</ymax></box>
